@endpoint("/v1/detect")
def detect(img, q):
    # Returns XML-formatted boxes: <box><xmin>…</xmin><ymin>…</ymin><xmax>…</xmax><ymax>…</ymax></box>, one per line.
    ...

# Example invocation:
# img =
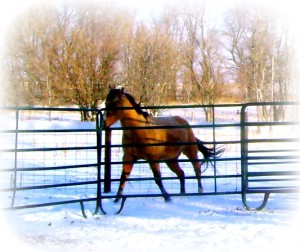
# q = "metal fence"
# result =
<box><xmin>0</xmin><ymin>107</ymin><xmax>101</xmax><ymax>217</ymax></box>
<box><xmin>240</xmin><ymin>102</ymin><xmax>300</xmax><ymax>210</ymax></box>
<box><xmin>0</xmin><ymin>102</ymin><xmax>299</xmax><ymax>216</ymax></box>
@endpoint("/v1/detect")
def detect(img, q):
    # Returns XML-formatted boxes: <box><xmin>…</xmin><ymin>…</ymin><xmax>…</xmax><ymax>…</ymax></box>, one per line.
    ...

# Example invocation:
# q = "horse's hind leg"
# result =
<box><xmin>150</xmin><ymin>163</ymin><xmax>171</xmax><ymax>202</ymax></box>
<box><xmin>166</xmin><ymin>161</ymin><xmax>185</xmax><ymax>194</ymax></box>
<box><xmin>191</xmin><ymin>161</ymin><xmax>203</xmax><ymax>193</ymax></box>
<box><xmin>184</xmin><ymin>148</ymin><xmax>203</xmax><ymax>193</ymax></box>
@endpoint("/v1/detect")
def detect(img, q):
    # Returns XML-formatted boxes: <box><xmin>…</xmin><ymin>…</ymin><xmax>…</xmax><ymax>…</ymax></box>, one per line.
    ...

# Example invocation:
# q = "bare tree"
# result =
<box><xmin>5</xmin><ymin>3</ymin><xmax>132</xmax><ymax>121</ymax></box>
<box><xmin>4</xmin><ymin>1</ymin><xmax>297</xmax><ymax>120</ymax></box>
<box><xmin>122</xmin><ymin>23</ymin><xmax>179</xmax><ymax>114</ymax></box>
<box><xmin>52</xmin><ymin>3</ymin><xmax>134</xmax><ymax>120</ymax></box>
<box><xmin>180</xmin><ymin>4</ymin><xmax>224</xmax><ymax>121</ymax></box>
<box><xmin>4</xmin><ymin>5</ymin><xmax>58</xmax><ymax>106</ymax></box>
<box><xmin>224</xmin><ymin>4</ymin><xmax>294</xmax><ymax>121</ymax></box>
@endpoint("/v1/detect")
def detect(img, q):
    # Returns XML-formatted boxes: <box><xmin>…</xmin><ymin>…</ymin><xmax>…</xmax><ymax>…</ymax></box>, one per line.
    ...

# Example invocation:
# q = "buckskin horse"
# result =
<box><xmin>104</xmin><ymin>87</ymin><xmax>224</xmax><ymax>203</ymax></box>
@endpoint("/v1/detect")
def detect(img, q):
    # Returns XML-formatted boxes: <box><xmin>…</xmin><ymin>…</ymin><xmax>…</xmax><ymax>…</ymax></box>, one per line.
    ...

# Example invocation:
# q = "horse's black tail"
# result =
<box><xmin>196</xmin><ymin>138</ymin><xmax>225</xmax><ymax>165</ymax></box>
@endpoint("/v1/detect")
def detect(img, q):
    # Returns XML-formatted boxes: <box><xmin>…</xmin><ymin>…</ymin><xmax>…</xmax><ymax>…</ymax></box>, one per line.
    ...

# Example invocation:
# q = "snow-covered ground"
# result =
<box><xmin>0</xmin><ymin>107</ymin><xmax>299</xmax><ymax>252</ymax></box>
<box><xmin>1</xmin><ymin>194</ymin><xmax>299</xmax><ymax>252</ymax></box>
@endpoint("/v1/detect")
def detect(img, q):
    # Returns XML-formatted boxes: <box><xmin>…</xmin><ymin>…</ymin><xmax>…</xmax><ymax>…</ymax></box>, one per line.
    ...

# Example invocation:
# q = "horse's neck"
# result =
<box><xmin>120</xmin><ymin>109</ymin><xmax>149</xmax><ymax>128</ymax></box>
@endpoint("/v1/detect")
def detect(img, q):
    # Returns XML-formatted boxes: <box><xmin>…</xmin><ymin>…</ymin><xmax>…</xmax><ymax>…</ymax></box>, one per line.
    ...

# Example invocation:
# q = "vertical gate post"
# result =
<box><xmin>212</xmin><ymin>106</ymin><xmax>217</xmax><ymax>193</ymax></box>
<box><xmin>240</xmin><ymin>105</ymin><xmax>249</xmax><ymax>194</ymax></box>
<box><xmin>11</xmin><ymin>109</ymin><xmax>19</xmax><ymax>207</ymax></box>
<box><xmin>104</xmin><ymin>128</ymin><xmax>111</xmax><ymax>193</ymax></box>
<box><xmin>93</xmin><ymin>110</ymin><xmax>106</xmax><ymax>215</ymax></box>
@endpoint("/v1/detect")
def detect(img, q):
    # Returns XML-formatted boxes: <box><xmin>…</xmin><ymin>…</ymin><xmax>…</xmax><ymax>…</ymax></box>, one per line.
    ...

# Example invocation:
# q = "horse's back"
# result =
<box><xmin>152</xmin><ymin>115</ymin><xmax>190</xmax><ymax>127</ymax></box>
<box><xmin>152</xmin><ymin>115</ymin><xmax>196</xmax><ymax>142</ymax></box>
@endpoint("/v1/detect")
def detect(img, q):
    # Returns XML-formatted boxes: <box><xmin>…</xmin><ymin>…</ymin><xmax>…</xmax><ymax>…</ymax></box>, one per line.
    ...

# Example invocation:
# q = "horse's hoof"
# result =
<box><xmin>165</xmin><ymin>197</ymin><xmax>172</xmax><ymax>203</ymax></box>
<box><xmin>114</xmin><ymin>198</ymin><xmax>120</xmax><ymax>203</ymax></box>
<box><xmin>164</xmin><ymin>195</ymin><xmax>172</xmax><ymax>202</ymax></box>
<box><xmin>198</xmin><ymin>187</ymin><xmax>203</xmax><ymax>194</ymax></box>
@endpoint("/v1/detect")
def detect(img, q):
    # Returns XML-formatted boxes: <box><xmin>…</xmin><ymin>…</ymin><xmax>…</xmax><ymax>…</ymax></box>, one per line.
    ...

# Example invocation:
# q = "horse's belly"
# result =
<box><xmin>123</xmin><ymin>128</ymin><xmax>188</xmax><ymax>160</ymax></box>
<box><xmin>131</xmin><ymin>144</ymin><xmax>183</xmax><ymax>160</ymax></box>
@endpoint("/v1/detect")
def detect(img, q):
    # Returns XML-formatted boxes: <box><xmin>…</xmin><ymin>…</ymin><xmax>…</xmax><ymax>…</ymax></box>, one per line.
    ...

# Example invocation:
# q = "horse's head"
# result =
<box><xmin>104</xmin><ymin>87</ymin><xmax>126</xmax><ymax>127</ymax></box>
<box><xmin>104</xmin><ymin>86</ymin><xmax>149</xmax><ymax>127</ymax></box>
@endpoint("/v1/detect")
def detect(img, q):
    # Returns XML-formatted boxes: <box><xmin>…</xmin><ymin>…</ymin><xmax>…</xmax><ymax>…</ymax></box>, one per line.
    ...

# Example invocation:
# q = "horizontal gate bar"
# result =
<box><xmin>1</xmin><ymin>163</ymin><xmax>98</xmax><ymax>172</ymax></box>
<box><xmin>2</xmin><ymin>146</ymin><xmax>98</xmax><ymax>152</ymax></box>
<box><xmin>1</xmin><ymin>180</ymin><xmax>97</xmax><ymax>192</ymax></box>
<box><xmin>247</xmin><ymin>171</ymin><xmax>300</xmax><ymax>176</ymax></box>
<box><xmin>0</xmin><ymin>129</ymin><xmax>97</xmax><ymax>133</ymax></box>
<box><xmin>99</xmin><ymin>157</ymin><xmax>241</xmax><ymax>166</ymax></box>
<box><xmin>246</xmin><ymin>187</ymin><xmax>300</xmax><ymax>193</ymax></box>
<box><xmin>249</xmin><ymin>178</ymin><xmax>299</xmax><ymax>182</ymax></box>
<box><xmin>2</xmin><ymin>197</ymin><xmax>97</xmax><ymax>211</ymax></box>
<box><xmin>99</xmin><ymin>191</ymin><xmax>242</xmax><ymax>200</ymax></box>
<box><xmin>248</xmin><ymin>149</ymin><xmax>299</xmax><ymax>153</ymax></box>
<box><xmin>248</xmin><ymin>161</ymin><xmax>300</xmax><ymax>165</ymax></box>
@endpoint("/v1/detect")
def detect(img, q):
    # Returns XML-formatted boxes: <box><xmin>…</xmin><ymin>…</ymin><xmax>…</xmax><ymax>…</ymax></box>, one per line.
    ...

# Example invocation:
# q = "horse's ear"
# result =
<box><xmin>121</xmin><ymin>87</ymin><xmax>125</xmax><ymax>94</ymax></box>
<box><xmin>109</xmin><ymin>85</ymin><xmax>113</xmax><ymax>90</ymax></box>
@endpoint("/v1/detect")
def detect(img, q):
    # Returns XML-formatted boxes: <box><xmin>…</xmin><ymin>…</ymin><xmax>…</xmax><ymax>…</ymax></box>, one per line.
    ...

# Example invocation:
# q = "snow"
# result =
<box><xmin>0</xmin><ymin>107</ymin><xmax>300</xmax><ymax>252</ymax></box>
<box><xmin>1</xmin><ymin>194</ymin><xmax>299</xmax><ymax>252</ymax></box>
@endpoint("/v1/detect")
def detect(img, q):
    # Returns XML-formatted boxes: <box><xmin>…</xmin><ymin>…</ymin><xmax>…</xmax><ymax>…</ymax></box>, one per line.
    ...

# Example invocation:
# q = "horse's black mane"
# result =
<box><xmin>124</xmin><ymin>92</ymin><xmax>149</xmax><ymax>120</ymax></box>
<box><xmin>107</xmin><ymin>88</ymin><xmax>149</xmax><ymax>120</ymax></box>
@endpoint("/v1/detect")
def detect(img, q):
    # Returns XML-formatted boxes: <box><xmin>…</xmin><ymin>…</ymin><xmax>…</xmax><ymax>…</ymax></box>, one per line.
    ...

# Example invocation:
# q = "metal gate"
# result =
<box><xmin>240</xmin><ymin>102</ymin><xmax>300</xmax><ymax>210</ymax></box>
<box><xmin>95</xmin><ymin>102</ymin><xmax>300</xmax><ymax>214</ymax></box>
<box><xmin>95</xmin><ymin>103</ymin><xmax>243</xmax><ymax>214</ymax></box>
<box><xmin>0</xmin><ymin>102</ymin><xmax>299</xmax><ymax>216</ymax></box>
<box><xmin>0</xmin><ymin>107</ymin><xmax>102</xmax><ymax>217</ymax></box>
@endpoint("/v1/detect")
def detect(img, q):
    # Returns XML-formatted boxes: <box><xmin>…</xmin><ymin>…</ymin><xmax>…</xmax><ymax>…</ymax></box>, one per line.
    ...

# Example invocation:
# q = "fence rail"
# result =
<box><xmin>0</xmin><ymin>102</ymin><xmax>299</xmax><ymax>216</ymax></box>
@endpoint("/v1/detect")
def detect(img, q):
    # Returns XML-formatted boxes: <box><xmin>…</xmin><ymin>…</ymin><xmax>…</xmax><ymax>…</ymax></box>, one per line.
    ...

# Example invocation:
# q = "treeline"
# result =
<box><xmin>3</xmin><ymin>1</ymin><xmax>298</xmax><ymax>121</ymax></box>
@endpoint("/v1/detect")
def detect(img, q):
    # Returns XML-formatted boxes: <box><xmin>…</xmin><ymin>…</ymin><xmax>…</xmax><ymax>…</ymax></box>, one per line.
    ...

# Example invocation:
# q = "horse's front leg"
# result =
<box><xmin>114</xmin><ymin>162</ymin><xmax>134</xmax><ymax>203</ymax></box>
<box><xmin>150</xmin><ymin>162</ymin><xmax>171</xmax><ymax>202</ymax></box>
